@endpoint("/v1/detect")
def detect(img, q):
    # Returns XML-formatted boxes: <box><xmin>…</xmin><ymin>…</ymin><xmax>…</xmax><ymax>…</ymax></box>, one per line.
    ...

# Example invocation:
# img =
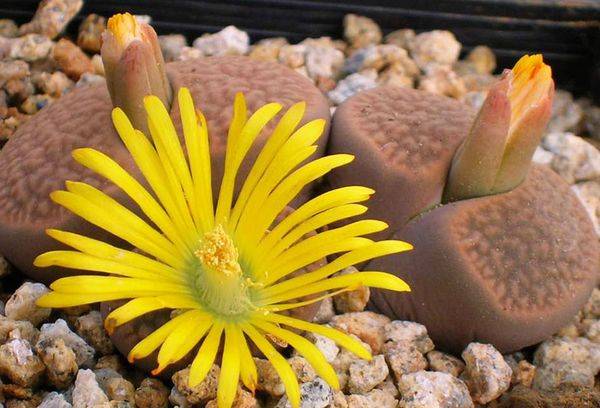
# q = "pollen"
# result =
<box><xmin>195</xmin><ymin>225</ymin><xmax>242</xmax><ymax>278</ymax></box>
<box><xmin>107</xmin><ymin>13</ymin><xmax>141</xmax><ymax>47</ymax></box>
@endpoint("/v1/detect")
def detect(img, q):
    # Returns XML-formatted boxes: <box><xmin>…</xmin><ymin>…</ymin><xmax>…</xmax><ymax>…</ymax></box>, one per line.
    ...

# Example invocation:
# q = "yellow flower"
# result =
<box><xmin>35</xmin><ymin>88</ymin><xmax>412</xmax><ymax>408</ymax></box>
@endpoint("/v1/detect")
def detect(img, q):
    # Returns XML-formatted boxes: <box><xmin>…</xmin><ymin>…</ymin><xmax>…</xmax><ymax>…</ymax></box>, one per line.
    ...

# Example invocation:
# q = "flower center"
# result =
<box><xmin>192</xmin><ymin>225</ymin><xmax>254</xmax><ymax>318</ymax></box>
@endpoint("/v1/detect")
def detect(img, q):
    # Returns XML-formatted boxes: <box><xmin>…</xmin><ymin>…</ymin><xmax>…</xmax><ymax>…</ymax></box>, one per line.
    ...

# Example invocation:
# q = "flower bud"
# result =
<box><xmin>444</xmin><ymin>54</ymin><xmax>554</xmax><ymax>201</ymax></box>
<box><xmin>101</xmin><ymin>13</ymin><xmax>172</xmax><ymax>132</ymax></box>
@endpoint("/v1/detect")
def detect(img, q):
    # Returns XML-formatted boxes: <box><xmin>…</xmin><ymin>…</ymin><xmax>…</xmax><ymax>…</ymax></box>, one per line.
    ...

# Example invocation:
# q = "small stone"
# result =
<box><xmin>94</xmin><ymin>367</ymin><xmax>123</xmax><ymax>389</ymax></box>
<box><xmin>346</xmin><ymin>389</ymin><xmax>398</xmax><ymax>408</ymax></box>
<box><xmin>306</xmin><ymin>332</ymin><xmax>339</xmax><ymax>363</ymax></box>
<box><xmin>53</xmin><ymin>39</ymin><xmax>94</xmax><ymax>80</ymax></box>
<box><xmin>177</xmin><ymin>46</ymin><xmax>202</xmax><ymax>61</ymax></box>
<box><xmin>398</xmin><ymin>371</ymin><xmax>473</xmax><ymax>408</ymax></box>
<box><xmin>331</xmin><ymin>311</ymin><xmax>390</xmax><ymax>354</ymax></box>
<box><xmin>19</xmin><ymin>0</ymin><xmax>83</xmax><ymax>39</ymax></box>
<box><xmin>134</xmin><ymin>378</ymin><xmax>169</xmax><ymax>408</ymax></box>
<box><xmin>36</xmin><ymin>337</ymin><xmax>78</xmax><ymax>389</ymax></box>
<box><xmin>408</xmin><ymin>30</ymin><xmax>461</xmax><ymax>69</ymax></box>
<box><xmin>0</xmin><ymin>60</ymin><xmax>30</xmax><ymax>87</ymax></box>
<box><xmin>5</xmin><ymin>77</ymin><xmax>35</xmax><ymax>104</ymax></box>
<box><xmin>37</xmin><ymin>319</ymin><xmax>95</xmax><ymax>368</ymax></box>
<box><xmin>6</xmin><ymin>396</ymin><xmax>43</xmax><ymax>408</ymax></box>
<box><xmin>584</xmin><ymin>319</ymin><xmax>600</xmax><ymax>343</ymax></box>
<box><xmin>548</xmin><ymin>90</ymin><xmax>583</xmax><ymax>133</ymax></box>
<box><xmin>168</xmin><ymin>387</ymin><xmax>188</xmax><ymax>407</ymax></box>
<box><xmin>31</xmin><ymin>71</ymin><xmax>73</xmax><ymax>97</ymax></box>
<box><xmin>172</xmin><ymin>365</ymin><xmax>219</xmax><ymax>405</ymax></box>
<box><xmin>532</xmin><ymin>146</ymin><xmax>554</xmax><ymax>167</ymax></box>
<box><xmin>572</xmin><ymin>180</ymin><xmax>600</xmax><ymax>236</ymax></box>
<box><xmin>513</xmin><ymin>360</ymin><xmax>536</xmax><ymax>388</ymax></box>
<box><xmin>249</xmin><ymin>37</ymin><xmax>288</xmax><ymax>62</ymax></box>
<box><xmin>426</xmin><ymin>351</ymin><xmax>465</xmax><ymax>377</ymax></box>
<box><xmin>466</xmin><ymin>46</ymin><xmax>496</xmax><ymax>75</ymax></box>
<box><xmin>331</xmin><ymin>390</ymin><xmax>348</xmax><ymax>408</ymax></box>
<box><xmin>384</xmin><ymin>342</ymin><xmax>428</xmax><ymax>382</ymax></box>
<box><xmin>0</xmin><ymin>19</ymin><xmax>19</xmax><ymax>38</ymax></box>
<box><xmin>193</xmin><ymin>26</ymin><xmax>250</xmax><ymax>56</ymax></box>
<box><xmin>39</xmin><ymin>392</ymin><xmax>72</xmax><ymax>408</ymax></box>
<box><xmin>9</xmin><ymin>34</ymin><xmax>54</xmax><ymax>62</ymax></box>
<box><xmin>384</xmin><ymin>321</ymin><xmax>435</xmax><ymax>354</ymax></box>
<box><xmin>77</xmin><ymin>14</ymin><xmax>105</xmax><ymax>53</ymax></box>
<box><xmin>333</xmin><ymin>267</ymin><xmax>370</xmax><ymax>313</ymax></box>
<box><xmin>206</xmin><ymin>389</ymin><xmax>258</xmax><ymax>408</ymax></box>
<box><xmin>348</xmin><ymin>354</ymin><xmax>389</xmax><ymax>394</ymax></box>
<box><xmin>91</xmin><ymin>54</ymin><xmax>104</xmax><ymax>75</ymax></box>
<box><xmin>72</xmin><ymin>369</ymin><xmax>109</xmax><ymax>408</ymax></box>
<box><xmin>312</xmin><ymin>297</ymin><xmax>335</xmax><ymax>324</ymax></box>
<box><xmin>461</xmin><ymin>343</ymin><xmax>512</xmax><ymax>404</ymax></box>
<box><xmin>4</xmin><ymin>282</ymin><xmax>51</xmax><ymax>326</ymax></box>
<box><xmin>0</xmin><ymin>338</ymin><xmax>45</xmax><ymax>387</ymax></box>
<box><xmin>95</xmin><ymin>355</ymin><xmax>126</xmax><ymax>375</ymax></box>
<box><xmin>582</xmin><ymin>101</ymin><xmax>600</xmax><ymax>140</ymax></box>
<box><xmin>158</xmin><ymin>34</ymin><xmax>187</xmax><ymax>62</ymax></box>
<box><xmin>1</xmin><ymin>383</ymin><xmax>34</xmax><ymax>400</ymax></box>
<box><xmin>75</xmin><ymin>73</ymin><xmax>105</xmax><ymax>88</ymax></box>
<box><xmin>0</xmin><ymin>316</ymin><xmax>39</xmax><ymax>345</ymax></box>
<box><xmin>582</xmin><ymin>288</ymin><xmax>600</xmax><ymax>319</ymax></box>
<box><xmin>344</xmin><ymin>45</ymin><xmax>419</xmax><ymax>77</ymax></box>
<box><xmin>20</xmin><ymin>94</ymin><xmax>53</xmax><ymax>114</ymax></box>
<box><xmin>378</xmin><ymin>64</ymin><xmax>414</xmax><ymax>88</ymax></box>
<box><xmin>105</xmin><ymin>377</ymin><xmax>135</xmax><ymax>404</ymax></box>
<box><xmin>542</xmin><ymin>132</ymin><xmax>600</xmax><ymax>183</ymax></box>
<box><xmin>75</xmin><ymin>311</ymin><xmax>114</xmax><ymax>356</ymax></box>
<box><xmin>327</xmin><ymin>70</ymin><xmax>377</xmax><ymax>106</ymax></box>
<box><xmin>343</xmin><ymin>14</ymin><xmax>382</xmax><ymax>49</ymax></box>
<box><xmin>418</xmin><ymin>64</ymin><xmax>467</xmax><ymax>99</ymax></box>
<box><xmin>278</xmin><ymin>44</ymin><xmax>307</xmax><ymax>69</ymax></box>
<box><xmin>385</xmin><ymin>29</ymin><xmax>416</xmax><ymax>50</ymax></box>
<box><xmin>275</xmin><ymin>378</ymin><xmax>332</xmax><ymax>408</ymax></box>
<box><xmin>533</xmin><ymin>337</ymin><xmax>600</xmax><ymax>391</ymax></box>
<box><xmin>376</xmin><ymin>376</ymin><xmax>399</xmax><ymax>398</ymax></box>
<box><xmin>289</xmin><ymin>356</ymin><xmax>317</xmax><ymax>383</ymax></box>
<box><xmin>304</xmin><ymin>44</ymin><xmax>345</xmax><ymax>80</ymax></box>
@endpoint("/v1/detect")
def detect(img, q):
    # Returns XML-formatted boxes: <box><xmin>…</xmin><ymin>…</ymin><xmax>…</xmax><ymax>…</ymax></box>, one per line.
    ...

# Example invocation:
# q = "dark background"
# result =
<box><xmin>2</xmin><ymin>0</ymin><xmax>599</xmax><ymax>98</ymax></box>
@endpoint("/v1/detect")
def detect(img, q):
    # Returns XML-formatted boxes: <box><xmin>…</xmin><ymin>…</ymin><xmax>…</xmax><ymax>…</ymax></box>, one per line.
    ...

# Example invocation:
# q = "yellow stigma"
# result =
<box><xmin>107</xmin><ymin>13</ymin><xmax>141</xmax><ymax>47</ymax></box>
<box><xmin>195</xmin><ymin>225</ymin><xmax>242</xmax><ymax>279</ymax></box>
<box><xmin>508</xmin><ymin>54</ymin><xmax>552</xmax><ymax>127</ymax></box>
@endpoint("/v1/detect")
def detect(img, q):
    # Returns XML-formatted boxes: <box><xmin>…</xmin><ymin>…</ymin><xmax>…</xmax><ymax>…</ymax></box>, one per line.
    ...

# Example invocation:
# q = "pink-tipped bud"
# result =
<box><xmin>101</xmin><ymin>13</ymin><xmax>172</xmax><ymax>132</ymax></box>
<box><xmin>444</xmin><ymin>54</ymin><xmax>554</xmax><ymax>202</ymax></box>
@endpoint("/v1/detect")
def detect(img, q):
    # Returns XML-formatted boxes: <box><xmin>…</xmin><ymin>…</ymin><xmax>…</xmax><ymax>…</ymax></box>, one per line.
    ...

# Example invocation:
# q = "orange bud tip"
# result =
<box><xmin>107</xmin><ymin>13</ymin><xmax>141</xmax><ymax>47</ymax></box>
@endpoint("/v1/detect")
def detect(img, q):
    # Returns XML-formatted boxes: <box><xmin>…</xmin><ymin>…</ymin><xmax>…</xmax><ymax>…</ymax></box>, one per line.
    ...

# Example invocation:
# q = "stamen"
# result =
<box><xmin>195</xmin><ymin>224</ymin><xmax>242</xmax><ymax>278</ymax></box>
<box><xmin>107</xmin><ymin>13</ymin><xmax>141</xmax><ymax>47</ymax></box>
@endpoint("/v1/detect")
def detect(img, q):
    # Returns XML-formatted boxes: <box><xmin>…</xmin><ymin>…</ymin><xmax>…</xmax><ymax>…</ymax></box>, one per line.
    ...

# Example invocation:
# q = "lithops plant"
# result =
<box><xmin>0</xmin><ymin>13</ymin><xmax>330</xmax><ymax>283</ymax></box>
<box><xmin>328</xmin><ymin>55</ymin><xmax>599</xmax><ymax>353</ymax></box>
<box><xmin>34</xmin><ymin>87</ymin><xmax>412</xmax><ymax>408</ymax></box>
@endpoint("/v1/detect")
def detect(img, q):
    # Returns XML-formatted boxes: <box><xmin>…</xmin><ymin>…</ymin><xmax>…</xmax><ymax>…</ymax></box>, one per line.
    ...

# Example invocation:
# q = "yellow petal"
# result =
<box><xmin>49</xmin><ymin>190</ymin><xmax>183</xmax><ymax>269</ymax></box>
<box><xmin>44</xmin><ymin>229</ymin><xmax>183</xmax><ymax>280</ymax></box>
<box><xmin>37</xmin><ymin>291</ymin><xmax>133</xmax><ymax>308</ymax></box>
<box><xmin>112</xmin><ymin>108</ymin><xmax>197</xmax><ymax>245</ymax></box>
<box><xmin>255</xmin><ymin>187</ymin><xmax>374</xmax><ymax>261</ymax></box>
<box><xmin>71</xmin><ymin>148</ymin><xmax>190</xmax><ymax>253</ymax></box>
<box><xmin>154</xmin><ymin>310</ymin><xmax>212</xmax><ymax>374</ymax></box>
<box><xmin>262</xmin><ymin>237</ymin><xmax>373</xmax><ymax>285</ymax></box>
<box><xmin>235</xmin><ymin>327</ymin><xmax>257</xmax><ymax>393</ymax></box>
<box><xmin>105</xmin><ymin>296</ymin><xmax>201</xmax><ymax>333</ymax></box>
<box><xmin>50</xmin><ymin>276</ymin><xmax>191</xmax><ymax>295</ymax></box>
<box><xmin>189</xmin><ymin>321</ymin><xmax>224</xmax><ymax>387</ymax></box>
<box><xmin>260</xmin><ymin>313</ymin><xmax>371</xmax><ymax>361</ymax></box>
<box><xmin>262</xmin><ymin>271</ymin><xmax>410</xmax><ymax>306</ymax></box>
<box><xmin>252</xmin><ymin>318</ymin><xmax>339</xmax><ymax>390</ymax></box>
<box><xmin>229</xmin><ymin>102</ymin><xmax>308</xmax><ymax>229</ymax></box>
<box><xmin>241</xmin><ymin>323</ymin><xmax>300</xmax><ymax>408</ymax></box>
<box><xmin>178</xmin><ymin>88</ymin><xmax>214</xmax><ymax>232</ymax></box>
<box><xmin>34</xmin><ymin>250</ymin><xmax>179</xmax><ymax>281</ymax></box>
<box><xmin>128</xmin><ymin>310</ymin><xmax>199</xmax><ymax>362</ymax></box>
<box><xmin>266</xmin><ymin>220</ymin><xmax>388</xmax><ymax>274</ymax></box>
<box><xmin>217</xmin><ymin>324</ymin><xmax>242</xmax><ymax>408</ymax></box>
<box><xmin>263</xmin><ymin>240</ymin><xmax>413</xmax><ymax>295</ymax></box>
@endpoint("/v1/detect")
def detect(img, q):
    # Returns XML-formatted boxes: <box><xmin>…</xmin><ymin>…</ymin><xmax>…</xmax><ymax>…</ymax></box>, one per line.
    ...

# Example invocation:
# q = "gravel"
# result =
<box><xmin>0</xmin><ymin>3</ymin><xmax>598</xmax><ymax>407</ymax></box>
